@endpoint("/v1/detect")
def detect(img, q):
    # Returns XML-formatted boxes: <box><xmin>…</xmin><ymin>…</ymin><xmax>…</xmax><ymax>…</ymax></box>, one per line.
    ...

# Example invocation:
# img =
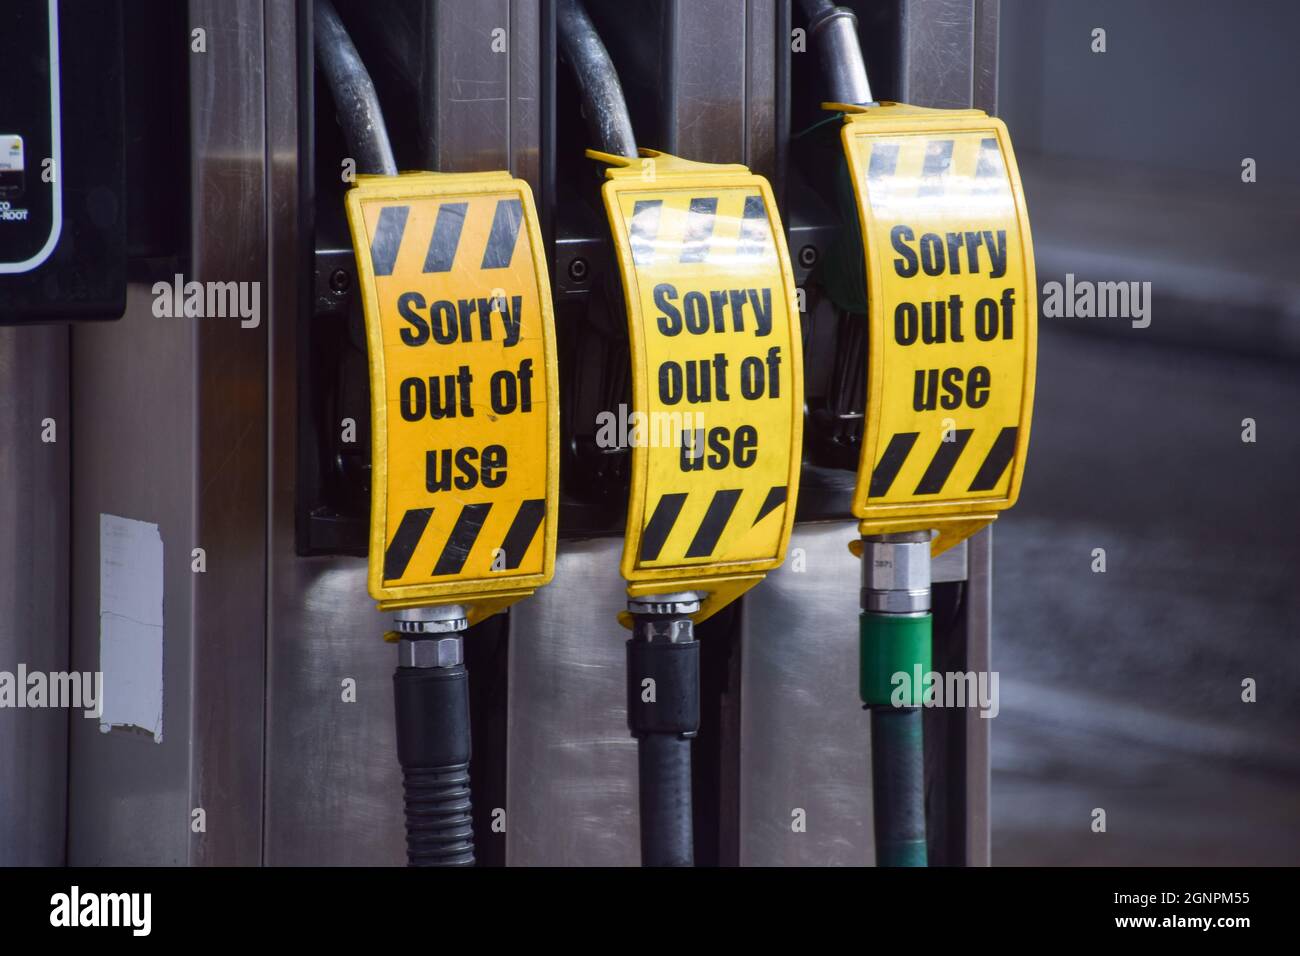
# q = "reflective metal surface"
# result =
<box><xmin>506</xmin><ymin>538</ymin><xmax>640</xmax><ymax>865</ymax></box>
<box><xmin>861</xmin><ymin>536</ymin><xmax>933</xmax><ymax>613</ymax></box>
<box><xmin>398</xmin><ymin>636</ymin><xmax>465</xmax><ymax>669</ymax></box>
<box><xmin>582</xmin><ymin>0</ymin><xmax>778</xmax><ymax>176</ymax></box>
<box><xmin>421</xmin><ymin>0</ymin><xmax>542</xmax><ymax>188</ymax></box>
<box><xmin>665</xmin><ymin>0</ymin><xmax>748</xmax><ymax>163</ymax></box>
<box><xmin>974</xmin><ymin>0</ymin><xmax>1000</xmax><ymax>114</ymax></box>
<box><xmin>898</xmin><ymin>0</ymin><xmax>1000</xmax><ymax>112</ymax></box>
<box><xmin>67</xmin><ymin>0</ymin><xmax>269</xmax><ymax>866</ymax></box>
<box><xmin>963</xmin><ymin>526</ymin><xmax>991</xmax><ymax>865</ymax></box>
<box><xmin>69</xmin><ymin>283</ymin><xmax>198</xmax><ymax>865</ymax></box>
<box><xmin>743</xmin><ymin>0</ymin><xmax>780</xmax><ymax>179</ymax></box>
<box><xmin>265</xmin><ymin>0</ymin><xmax>402</xmax><ymax>866</ymax></box>
<box><xmin>0</xmin><ymin>325</ymin><xmax>69</xmax><ymax>866</ymax></box>
<box><xmin>806</xmin><ymin>4</ymin><xmax>873</xmax><ymax>106</ymax></box>
<box><xmin>188</xmin><ymin>0</ymin><xmax>271</xmax><ymax>868</ymax></box>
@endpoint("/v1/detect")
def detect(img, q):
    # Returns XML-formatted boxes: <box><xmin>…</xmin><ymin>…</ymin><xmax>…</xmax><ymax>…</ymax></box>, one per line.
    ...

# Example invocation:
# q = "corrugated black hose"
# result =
<box><xmin>393</xmin><ymin>660</ymin><xmax>475</xmax><ymax>866</ymax></box>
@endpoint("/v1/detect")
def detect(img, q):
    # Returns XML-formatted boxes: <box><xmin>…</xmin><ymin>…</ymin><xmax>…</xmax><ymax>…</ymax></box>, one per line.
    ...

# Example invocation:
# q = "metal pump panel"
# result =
<box><xmin>346</xmin><ymin>171</ymin><xmax>559</xmax><ymax>621</ymax></box>
<box><xmin>591</xmin><ymin>149</ymin><xmax>804</xmax><ymax>624</ymax></box>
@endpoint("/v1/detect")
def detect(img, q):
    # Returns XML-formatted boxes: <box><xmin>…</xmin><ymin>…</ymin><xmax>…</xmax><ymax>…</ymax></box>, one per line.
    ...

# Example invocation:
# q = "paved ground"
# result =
<box><xmin>990</xmin><ymin>324</ymin><xmax>1300</xmax><ymax>864</ymax></box>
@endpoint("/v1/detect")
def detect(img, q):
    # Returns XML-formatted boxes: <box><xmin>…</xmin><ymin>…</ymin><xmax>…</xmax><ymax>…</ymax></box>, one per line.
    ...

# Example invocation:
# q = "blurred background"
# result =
<box><xmin>992</xmin><ymin>0</ymin><xmax>1300</xmax><ymax>864</ymax></box>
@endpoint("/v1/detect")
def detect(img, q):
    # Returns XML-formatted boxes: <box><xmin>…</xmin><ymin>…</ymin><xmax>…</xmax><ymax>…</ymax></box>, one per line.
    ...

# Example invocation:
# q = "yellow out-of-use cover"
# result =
<box><xmin>346</xmin><ymin>171</ymin><xmax>558</xmax><ymax>621</ymax></box>
<box><xmin>590</xmin><ymin>150</ymin><xmax>803</xmax><ymax>625</ymax></box>
<box><xmin>835</xmin><ymin>103</ymin><xmax>1037</xmax><ymax>556</ymax></box>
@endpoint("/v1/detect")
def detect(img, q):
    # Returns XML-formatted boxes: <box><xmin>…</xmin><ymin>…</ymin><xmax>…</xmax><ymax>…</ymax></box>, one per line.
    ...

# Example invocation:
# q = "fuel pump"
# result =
<box><xmin>557</xmin><ymin>0</ymin><xmax>803</xmax><ymax>867</ymax></box>
<box><xmin>798</xmin><ymin>0</ymin><xmax>1037</xmax><ymax>866</ymax></box>
<box><xmin>316</xmin><ymin>0</ymin><xmax>560</xmax><ymax>867</ymax></box>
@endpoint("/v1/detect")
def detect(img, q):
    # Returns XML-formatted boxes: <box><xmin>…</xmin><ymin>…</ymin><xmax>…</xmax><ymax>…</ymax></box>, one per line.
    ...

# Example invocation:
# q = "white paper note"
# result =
<box><xmin>98</xmin><ymin>514</ymin><xmax>164</xmax><ymax>742</ymax></box>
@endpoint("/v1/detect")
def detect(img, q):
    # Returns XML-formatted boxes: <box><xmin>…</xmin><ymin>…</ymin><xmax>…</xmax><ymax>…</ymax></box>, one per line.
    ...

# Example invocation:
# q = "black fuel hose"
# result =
<box><xmin>313</xmin><ymin>0</ymin><xmax>398</xmax><ymax>176</ymax></box>
<box><xmin>556</xmin><ymin>0</ymin><xmax>638</xmax><ymax>159</ymax></box>
<box><xmin>637</xmin><ymin>734</ymin><xmax>694</xmax><ymax>866</ymax></box>
<box><xmin>393</xmin><ymin>662</ymin><xmax>475</xmax><ymax>866</ymax></box>
<box><xmin>626</xmin><ymin>627</ymin><xmax>700</xmax><ymax>867</ymax></box>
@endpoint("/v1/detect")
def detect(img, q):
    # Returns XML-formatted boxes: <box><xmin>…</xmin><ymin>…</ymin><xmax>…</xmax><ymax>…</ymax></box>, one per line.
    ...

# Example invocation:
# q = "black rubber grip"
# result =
<box><xmin>393</xmin><ymin>663</ymin><xmax>474</xmax><ymax>866</ymax></box>
<box><xmin>626</xmin><ymin>634</ymin><xmax>699</xmax><ymax>866</ymax></box>
<box><xmin>626</xmin><ymin>637</ymin><xmax>700</xmax><ymax>737</ymax></box>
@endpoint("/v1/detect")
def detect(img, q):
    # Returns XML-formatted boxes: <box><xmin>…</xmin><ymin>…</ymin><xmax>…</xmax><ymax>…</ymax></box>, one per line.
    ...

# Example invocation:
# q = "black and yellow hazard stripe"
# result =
<box><xmin>422</xmin><ymin>201</ymin><xmax>467</xmax><ymax>272</ymax></box>
<box><xmin>638</xmin><ymin>484</ymin><xmax>788</xmax><ymax>564</ymax></box>
<box><xmin>865</xmin><ymin>135</ymin><xmax>1012</xmax><ymax>201</ymax></box>
<box><xmin>627</xmin><ymin>192</ymin><xmax>773</xmax><ymax>267</ymax></box>
<box><xmin>868</xmin><ymin>426</ymin><xmax>1018</xmax><ymax>499</ymax></box>
<box><xmin>368</xmin><ymin>196</ymin><xmax>524</xmax><ymax>277</ymax></box>
<box><xmin>917</xmin><ymin>138</ymin><xmax>954</xmax><ymax>197</ymax></box>
<box><xmin>382</xmin><ymin>499</ymin><xmax>547</xmax><ymax>583</ymax></box>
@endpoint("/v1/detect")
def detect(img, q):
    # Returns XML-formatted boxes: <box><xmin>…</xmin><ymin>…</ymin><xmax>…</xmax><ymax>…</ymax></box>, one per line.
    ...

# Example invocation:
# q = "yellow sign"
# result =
<box><xmin>837</xmin><ymin>103</ymin><xmax>1037</xmax><ymax>554</ymax></box>
<box><xmin>346</xmin><ymin>171</ymin><xmax>558</xmax><ymax>618</ymax></box>
<box><xmin>592</xmin><ymin>151</ymin><xmax>803</xmax><ymax>622</ymax></box>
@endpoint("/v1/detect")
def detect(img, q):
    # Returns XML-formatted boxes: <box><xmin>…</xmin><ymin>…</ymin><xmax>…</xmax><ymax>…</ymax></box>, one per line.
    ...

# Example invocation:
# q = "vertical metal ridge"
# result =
<box><xmin>0</xmin><ymin>324</ymin><xmax>71</xmax><ymax>864</ymax></box>
<box><xmin>506</xmin><ymin>0</ymin><xmax>514</xmax><ymax>176</ymax></box>
<box><xmin>188</xmin><ymin>0</ymin><xmax>271</xmax><ymax>866</ymax></box>
<box><xmin>973</xmin><ymin>0</ymin><xmax>1000</xmax><ymax>115</ymax></box>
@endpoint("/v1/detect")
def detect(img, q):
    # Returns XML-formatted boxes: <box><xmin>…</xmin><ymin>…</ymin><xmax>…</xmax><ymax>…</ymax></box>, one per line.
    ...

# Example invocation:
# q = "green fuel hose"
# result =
<box><xmin>860</xmin><ymin>558</ymin><xmax>933</xmax><ymax>867</ymax></box>
<box><xmin>869</xmin><ymin>703</ymin><xmax>928</xmax><ymax>867</ymax></box>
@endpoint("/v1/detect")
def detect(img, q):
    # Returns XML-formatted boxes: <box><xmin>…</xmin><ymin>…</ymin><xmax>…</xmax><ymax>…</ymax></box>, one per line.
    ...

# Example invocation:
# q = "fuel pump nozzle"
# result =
<box><xmin>561</xmin><ymin>0</ymin><xmax>805</xmax><ymax>868</ymax></box>
<box><xmin>795</xmin><ymin>0</ymin><xmax>932</xmax><ymax>867</ymax></box>
<box><xmin>798</xmin><ymin>0</ymin><xmax>874</xmax><ymax>107</ymax></box>
<box><xmin>625</xmin><ymin>592</ymin><xmax>703</xmax><ymax>867</ymax></box>
<box><xmin>392</xmin><ymin>607</ymin><xmax>475</xmax><ymax>866</ymax></box>
<box><xmin>860</xmin><ymin>533</ymin><xmax>932</xmax><ymax>867</ymax></box>
<box><xmin>315</xmin><ymin>0</ymin><xmax>477</xmax><ymax>868</ymax></box>
<box><xmin>558</xmin><ymin>0</ymin><xmax>701</xmax><ymax>868</ymax></box>
<box><xmin>801</xmin><ymin>0</ymin><xmax>1037</xmax><ymax>868</ymax></box>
